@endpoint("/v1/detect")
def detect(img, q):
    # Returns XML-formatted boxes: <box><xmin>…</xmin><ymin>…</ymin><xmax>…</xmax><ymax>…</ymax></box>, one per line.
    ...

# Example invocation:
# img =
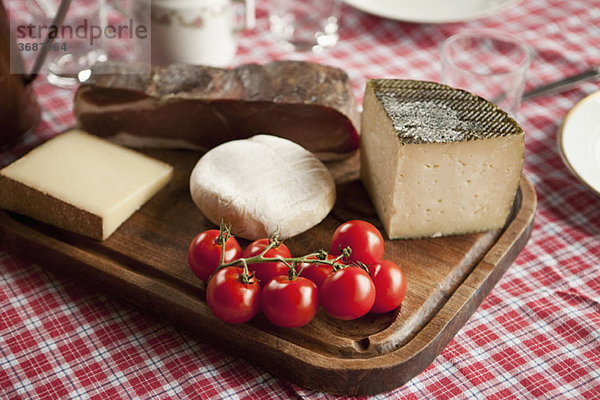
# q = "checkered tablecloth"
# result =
<box><xmin>2</xmin><ymin>0</ymin><xmax>600</xmax><ymax>398</ymax></box>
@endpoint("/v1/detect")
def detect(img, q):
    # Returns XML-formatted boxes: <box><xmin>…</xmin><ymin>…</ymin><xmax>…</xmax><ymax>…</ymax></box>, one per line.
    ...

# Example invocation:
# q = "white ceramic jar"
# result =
<box><xmin>149</xmin><ymin>0</ymin><xmax>255</xmax><ymax>66</ymax></box>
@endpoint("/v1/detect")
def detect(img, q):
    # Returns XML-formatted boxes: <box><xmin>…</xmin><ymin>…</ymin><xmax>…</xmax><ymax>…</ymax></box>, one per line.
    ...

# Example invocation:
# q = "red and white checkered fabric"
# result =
<box><xmin>2</xmin><ymin>0</ymin><xmax>600</xmax><ymax>398</ymax></box>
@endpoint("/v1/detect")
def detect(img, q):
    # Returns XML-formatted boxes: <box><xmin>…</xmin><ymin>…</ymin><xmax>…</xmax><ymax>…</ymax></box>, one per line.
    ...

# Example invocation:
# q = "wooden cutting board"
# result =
<box><xmin>0</xmin><ymin>149</ymin><xmax>536</xmax><ymax>396</ymax></box>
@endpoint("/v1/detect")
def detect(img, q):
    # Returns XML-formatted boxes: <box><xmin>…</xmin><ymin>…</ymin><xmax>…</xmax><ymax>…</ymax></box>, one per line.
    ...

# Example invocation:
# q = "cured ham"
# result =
<box><xmin>74</xmin><ymin>61</ymin><xmax>360</xmax><ymax>160</ymax></box>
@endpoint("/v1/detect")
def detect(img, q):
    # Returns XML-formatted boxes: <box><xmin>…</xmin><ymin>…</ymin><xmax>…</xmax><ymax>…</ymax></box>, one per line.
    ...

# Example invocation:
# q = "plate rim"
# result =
<box><xmin>558</xmin><ymin>91</ymin><xmax>600</xmax><ymax>197</ymax></box>
<box><xmin>343</xmin><ymin>0</ymin><xmax>523</xmax><ymax>24</ymax></box>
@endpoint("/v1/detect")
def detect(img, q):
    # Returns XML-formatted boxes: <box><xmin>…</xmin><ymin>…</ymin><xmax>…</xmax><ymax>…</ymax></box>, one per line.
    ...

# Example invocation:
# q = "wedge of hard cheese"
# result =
<box><xmin>0</xmin><ymin>130</ymin><xmax>173</xmax><ymax>240</ymax></box>
<box><xmin>360</xmin><ymin>79</ymin><xmax>524</xmax><ymax>239</ymax></box>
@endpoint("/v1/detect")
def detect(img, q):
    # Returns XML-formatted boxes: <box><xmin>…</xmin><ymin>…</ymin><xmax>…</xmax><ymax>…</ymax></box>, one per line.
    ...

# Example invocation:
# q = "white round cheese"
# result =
<box><xmin>190</xmin><ymin>135</ymin><xmax>336</xmax><ymax>240</ymax></box>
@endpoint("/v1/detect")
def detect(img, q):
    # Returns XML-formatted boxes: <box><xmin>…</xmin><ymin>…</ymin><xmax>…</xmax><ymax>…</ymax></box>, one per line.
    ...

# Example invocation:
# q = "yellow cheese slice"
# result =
<box><xmin>0</xmin><ymin>130</ymin><xmax>173</xmax><ymax>240</ymax></box>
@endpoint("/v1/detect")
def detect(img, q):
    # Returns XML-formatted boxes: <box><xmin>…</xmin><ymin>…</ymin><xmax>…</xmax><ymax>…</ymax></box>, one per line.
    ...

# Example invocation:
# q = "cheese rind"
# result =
<box><xmin>190</xmin><ymin>135</ymin><xmax>336</xmax><ymax>240</ymax></box>
<box><xmin>0</xmin><ymin>130</ymin><xmax>173</xmax><ymax>240</ymax></box>
<box><xmin>360</xmin><ymin>79</ymin><xmax>524</xmax><ymax>239</ymax></box>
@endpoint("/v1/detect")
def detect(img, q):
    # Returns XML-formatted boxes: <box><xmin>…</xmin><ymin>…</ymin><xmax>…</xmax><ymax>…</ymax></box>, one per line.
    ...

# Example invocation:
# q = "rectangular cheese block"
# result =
<box><xmin>360</xmin><ymin>79</ymin><xmax>524</xmax><ymax>239</ymax></box>
<box><xmin>0</xmin><ymin>130</ymin><xmax>173</xmax><ymax>240</ymax></box>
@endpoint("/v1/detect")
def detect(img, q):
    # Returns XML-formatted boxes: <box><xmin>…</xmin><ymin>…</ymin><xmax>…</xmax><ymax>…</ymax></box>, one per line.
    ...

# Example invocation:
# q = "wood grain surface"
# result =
<box><xmin>0</xmin><ymin>149</ymin><xmax>536</xmax><ymax>395</ymax></box>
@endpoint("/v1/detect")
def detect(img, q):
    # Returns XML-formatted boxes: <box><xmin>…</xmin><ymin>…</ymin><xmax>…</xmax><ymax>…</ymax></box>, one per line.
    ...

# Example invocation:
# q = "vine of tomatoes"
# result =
<box><xmin>188</xmin><ymin>220</ymin><xmax>407</xmax><ymax>328</ymax></box>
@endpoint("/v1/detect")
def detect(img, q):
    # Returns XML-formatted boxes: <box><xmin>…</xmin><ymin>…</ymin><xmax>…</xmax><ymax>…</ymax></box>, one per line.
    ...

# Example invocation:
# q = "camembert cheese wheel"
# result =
<box><xmin>190</xmin><ymin>135</ymin><xmax>336</xmax><ymax>240</ymax></box>
<box><xmin>360</xmin><ymin>79</ymin><xmax>524</xmax><ymax>239</ymax></box>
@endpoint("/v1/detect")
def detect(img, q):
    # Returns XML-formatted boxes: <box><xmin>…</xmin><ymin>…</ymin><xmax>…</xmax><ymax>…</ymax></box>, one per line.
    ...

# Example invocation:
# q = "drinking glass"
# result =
<box><xmin>440</xmin><ymin>30</ymin><xmax>531</xmax><ymax>117</ymax></box>
<box><xmin>26</xmin><ymin>0</ymin><xmax>107</xmax><ymax>88</ymax></box>
<box><xmin>269</xmin><ymin>0</ymin><xmax>340</xmax><ymax>53</ymax></box>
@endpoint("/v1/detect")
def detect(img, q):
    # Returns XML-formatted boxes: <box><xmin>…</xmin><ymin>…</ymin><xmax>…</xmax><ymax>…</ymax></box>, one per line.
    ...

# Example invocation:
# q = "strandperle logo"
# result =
<box><xmin>15</xmin><ymin>18</ymin><xmax>148</xmax><ymax>45</ymax></box>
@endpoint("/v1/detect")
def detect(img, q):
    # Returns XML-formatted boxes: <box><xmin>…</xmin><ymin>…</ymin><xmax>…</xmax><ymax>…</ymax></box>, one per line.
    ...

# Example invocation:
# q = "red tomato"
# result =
<box><xmin>206</xmin><ymin>267</ymin><xmax>261</xmax><ymax>324</ymax></box>
<box><xmin>261</xmin><ymin>276</ymin><xmax>319</xmax><ymax>328</ymax></box>
<box><xmin>243</xmin><ymin>239</ymin><xmax>292</xmax><ymax>285</ymax></box>
<box><xmin>296</xmin><ymin>254</ymin><xmax>336</xmax><ymax>288</ymax></box>
<box><xmin>368</xmin><ymin>260</ymin><xmax>407</xmax><ymax>314</ymax></box>
<box><xmin>320</xmin><ymin>266</ymin><xmax>376</xmax><ymax>320</ymax></box>
<box><xmin>188</xmin><ymin>229</ymin><xmax>242</xmax><ymax>282</ymax></box>
<box><xmin>330</xmin><ymin>220</ymin><xmax>384</xmax><ymax>265</ymax></box>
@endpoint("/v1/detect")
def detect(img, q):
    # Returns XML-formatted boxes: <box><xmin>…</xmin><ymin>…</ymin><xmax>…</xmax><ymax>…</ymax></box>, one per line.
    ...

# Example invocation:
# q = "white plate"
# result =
<box><xmin>559</xmin><ymin>91</ymin><xmax>600</xmax><ymax>196</ymax></box>
<box><xmin>343</xmin><ymin>0</ymin><xmax>523</xmax><ymax>24</ymax></box>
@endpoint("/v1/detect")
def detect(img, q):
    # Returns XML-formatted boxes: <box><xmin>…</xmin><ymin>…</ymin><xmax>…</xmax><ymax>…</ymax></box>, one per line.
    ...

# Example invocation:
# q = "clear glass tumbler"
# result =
<box><xmin>26</xmin><ymin>0</ymin><xmax>107</xmax><ymax>88</ymax></box>
<box><xmin>440</xmin><ymin>30</ymin><xmax>531</xmax><ymax>117</ymax></box>
<box><xmin>269</xmin><ymin>0</ymin><xmax>340</xmax><ymax>53</ymax></box>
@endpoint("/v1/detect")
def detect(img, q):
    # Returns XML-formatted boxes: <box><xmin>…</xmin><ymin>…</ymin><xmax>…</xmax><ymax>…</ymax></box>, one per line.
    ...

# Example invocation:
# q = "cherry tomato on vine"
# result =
<box><xmin>320</xmin><ymin>266</ymin><xmax>376</xmax><ymax>320</ymax></box>
<box><xmin>295</xmin><ymin>254</ymin><xmax>337</xmax><ymax>288</ymax></box>
<box><xmin>261</xmin><ymin>276</ymin><xmax>319</xmax><ymax>328</ymax></box>
<box><xmin>243</xmin><ymin>238</ymin><xmax>292</xmax><ymax>285</ymax></box>
<box><xmin>330</xmin><ymin>220</ymin><xmax>384</xmax><ymax>265</ymax></box>
<box><xmin>188</xmin><ymin>229</ymin><xmax>242</xmax><ymax>282</ymax></box>
<box><xmin>206</xmin><ymin>267</ymin><xmax>261</xmax><ymax>324</ymax></box>
<box><xmin>368</xmin><ymin>260</ymin><xmax>407</xmax><ymax>314</ymax></box>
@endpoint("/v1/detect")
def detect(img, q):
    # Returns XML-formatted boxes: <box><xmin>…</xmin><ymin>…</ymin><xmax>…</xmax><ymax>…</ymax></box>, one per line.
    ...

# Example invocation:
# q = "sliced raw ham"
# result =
<box><xmin>73</xmin><ymin>61</ymin><xmax>360</xmax><ymax>160</ymax></box>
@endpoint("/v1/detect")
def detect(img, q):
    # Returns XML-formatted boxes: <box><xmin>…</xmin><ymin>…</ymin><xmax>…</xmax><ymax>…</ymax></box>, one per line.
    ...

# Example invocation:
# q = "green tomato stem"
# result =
<box><xmin>239</xmin><ymin>259</ymin><xmax>252</xmax><ymax>284</ymax></box>
<box><xmin>220</xmin><ymin>252</ymin><xmax>350</xmax><ymax>273</ymax></box>
<box><xmin>214</xmin><ymin>224</ymin><xmax>355</xmax><ymax>278</ymax></box>
<box><xmin>217</xmin><ymin>223</ymin><xmax>232</xmax><ymax>267</ymax></box>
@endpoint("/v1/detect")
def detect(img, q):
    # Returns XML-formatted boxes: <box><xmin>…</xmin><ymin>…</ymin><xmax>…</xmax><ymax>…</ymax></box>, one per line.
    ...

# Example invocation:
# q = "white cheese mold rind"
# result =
<box><xmin>189</xmin><ymin>135</ymin><xmax>336</xmax><ymax>240</ymax></box>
